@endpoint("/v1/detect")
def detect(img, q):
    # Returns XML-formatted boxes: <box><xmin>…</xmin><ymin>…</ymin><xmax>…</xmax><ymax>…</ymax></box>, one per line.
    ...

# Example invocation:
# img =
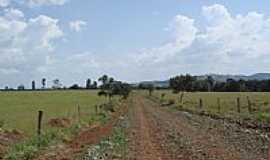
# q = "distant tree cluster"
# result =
<box><xmin>137</xmin><ymin>83</ymin><xmax>155</xmax><ymax>96</ymax></box>
<box><xmin>3</xmin><ymin>77</ymin><xmax>98</xmax><ymax>91</ymax></box>
<box><xmin>98</xmin><ymin>75</ymin><xmax>132</xmax><ymax>100</ymax></box>
<box><xmin>170</xmin><ymin>74</ymin><xmax>270</xmax><ymax>92</ymax></box>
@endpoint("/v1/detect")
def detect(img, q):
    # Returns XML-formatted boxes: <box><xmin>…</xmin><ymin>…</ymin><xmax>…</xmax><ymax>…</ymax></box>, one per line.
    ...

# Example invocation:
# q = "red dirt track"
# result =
<box><xmin>126</xmin><ymin>95</ymin><xmax>269</xmax><ymax>160</ymax></box>
<box><xmin>36</xmin><ymin>102</ymin><xmax>128</xmax><ymax>160</ymax></box>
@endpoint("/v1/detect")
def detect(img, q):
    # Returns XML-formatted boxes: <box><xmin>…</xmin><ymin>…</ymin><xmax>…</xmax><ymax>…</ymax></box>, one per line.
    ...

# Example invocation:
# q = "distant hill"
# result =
<box><xmin>135</xmin><ymin>73</ymin><xmax>270</xmax><ymax>88</ymax></box>
<box><xmin>248</xmin><ymin>73</ymin><xmax>270</xmax><ymax>80</ymax></box>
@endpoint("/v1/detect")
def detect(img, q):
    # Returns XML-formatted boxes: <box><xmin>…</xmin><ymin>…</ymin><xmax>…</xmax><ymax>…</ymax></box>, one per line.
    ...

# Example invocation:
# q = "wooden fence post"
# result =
<box><xmin>247</xmin><ymin>96</ymin><xmax>252</xmax><ymax>113</ymax></box>
<box><xmin>37</xmin><ymin>110</ymin><xmax>43</xmax><ymax>147</ymax></box>
<box><xmin>95</xmin><ymin>105</ymin><xmax>98</xmax><ymax>114</ymax></box>
<box><xmin>37</xmin><ymin>110</ymin><xmax>43</xmax><ymax>136</ymax></box>
<box><xmin>237</xmin><ymin>97</ymin><xmax>241</xmax><ymax>113</ymax></box>
<box><xmin>78</xmin><ymin>105</ymin><xmax>81</xmax><ymax>123</ymax></box>
<box><xmin>199</xmin><ymin>98</ymin><xmax>203</xmax><ymax>109</ymax></box>
<box><xmin>217</xmin><ymin>98</ymin><xmax>221</xmax><ymax>113</ymax></box>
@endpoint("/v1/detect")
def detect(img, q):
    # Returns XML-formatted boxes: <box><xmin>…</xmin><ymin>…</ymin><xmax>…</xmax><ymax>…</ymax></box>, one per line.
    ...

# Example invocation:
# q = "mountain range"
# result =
<box><xmin>136</xmin><ymin>73</ymin><xmax>270</xmax><ymax>88</ymax></box>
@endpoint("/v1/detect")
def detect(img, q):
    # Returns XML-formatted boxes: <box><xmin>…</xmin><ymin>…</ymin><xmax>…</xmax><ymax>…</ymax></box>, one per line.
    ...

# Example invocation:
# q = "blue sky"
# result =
<box><xmin>0</xmin><ymin>0</ymin><xmax>270</xmax><ymax>88</ymax></box>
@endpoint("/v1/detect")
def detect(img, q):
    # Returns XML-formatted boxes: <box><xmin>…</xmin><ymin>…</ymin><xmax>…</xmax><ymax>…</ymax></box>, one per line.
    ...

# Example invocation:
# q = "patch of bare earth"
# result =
<box><xmin>0</xmin><ymin>129</ymin><xmax>24</xmax><ymax>159</ymax></box>
<box><xmin>36</xmin><ymin>102</ymin><xmax>128</xmax><ymax>160</ymax></box>
<box><xmin>48</xmin><ymin>118</ymin><xmax>71</xmax><ymax>128</ymax></box>
<box><xmin>126</xmin><ymin>95</ymin><xmax>269</xmax><ymax>160</ymax></box>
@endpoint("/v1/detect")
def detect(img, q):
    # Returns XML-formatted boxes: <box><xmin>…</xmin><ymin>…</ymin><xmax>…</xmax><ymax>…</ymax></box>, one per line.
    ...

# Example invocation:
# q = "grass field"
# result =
<box><xmin>0</xmin><ymin>90</ymin><xmax>106</xmax><ymax>135</ymax></box>
<box><xmin>152</xmin><ymin>90</ymin><xmax>270</xmax><ymax>120</ymax></box>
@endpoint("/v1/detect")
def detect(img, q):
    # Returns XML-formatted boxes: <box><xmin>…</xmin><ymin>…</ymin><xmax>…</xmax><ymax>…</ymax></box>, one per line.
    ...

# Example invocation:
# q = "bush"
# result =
<box><xmin>168</xmin><ymin>99</ymin><xmax>175</xmax><ymax>105</ymax></box>
<box><xmin>0</xmin><ymin>120</ymin><xmax>5</xmax><ymax>128</ymax></box>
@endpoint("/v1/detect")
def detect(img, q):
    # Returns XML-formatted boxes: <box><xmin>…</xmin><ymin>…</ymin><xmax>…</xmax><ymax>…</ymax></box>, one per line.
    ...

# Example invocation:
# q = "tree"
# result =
<box><xmin>239</xmin><ymin>79</ymin><xmax>246</xmax><ymax>92</ymax></box>
<box><xmin>98</xmin><ymin>75</ymin><xmax>113</xmax><ymax>101</ymax></box>
<box><xmin>92</xmin><ymin>81</ymin><xmax>98</xmax><ymax>89</ymax></box>
<box><xmin>169</xmin><ymin>74</ymin><xmax>196</xmax><ymax>103</ymax></box>
<box><xmin>192</xmin><ymin>80</ymin><xmax>208</xmax><ymax>92</ymax></box>
<box><xmin>86</xmin><ymin>79</ymin><xmax>91</xmax><ymax>89</ymax></box>
<box><xmin>146</xmin><ymin>84</ymin><xmax>154</xmax><ymax>96</ymax></box>
<box><xmin>111</xmin><ymin>82</ymin><xmax>131</xmax><ymax>99</ymax></box>
<box><xmin>69</xmin><ymin>84</ymin><xmax>80</xmax><ymax>89</ymax></box>
<box><xmin>226</xmin><ymin>79</ymin><xmax>239</xmax><ymax>92</ymax></box>
<box><xmin>17</xmin><ymin>84</ymin><xmax>25</xmax><ymax>90</ymax></box>
<box><xmin>98</xmin><ymin>75</ymin><xmax>109</xmax><ymax>89</ymax></box>
<box><xmin>97</xmin><ymin>75</ymin><xmax>131</xmax><ymax>101</ymax></box>
<box><xmin>170</xmin><ymin>74</ymin><xmax>196</xmax><ymax>93</ymax></box>
<box><xmin>207</xmin><ymin>76</ymin><xmax>214</xmax><ymax>92</ymax></box>
<box><xmin>42</xmin><ymin>78</ymin><xmax>46</xmax><ymax>89</ymax></box>
<box><xmin>52</xmin><ymin>79</ymin><xmax>62</xmax><ymax>89</ymax></box>
<box><xmin>32</xmin><ymin>81</ymin><xmax>36</xmax><ymax>90</ymax></box>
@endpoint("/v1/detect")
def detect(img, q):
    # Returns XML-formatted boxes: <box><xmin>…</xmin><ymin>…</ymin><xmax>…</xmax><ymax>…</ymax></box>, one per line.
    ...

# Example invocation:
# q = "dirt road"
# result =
<box><xmin>35</xmin><ymin>95</ymin><xmax>270</xmax><ymax>160</ymax></box>
<box><xmin>126</xmin><ymin>95</ymin><xmax>270</xmax><ymax>160</ymax></box>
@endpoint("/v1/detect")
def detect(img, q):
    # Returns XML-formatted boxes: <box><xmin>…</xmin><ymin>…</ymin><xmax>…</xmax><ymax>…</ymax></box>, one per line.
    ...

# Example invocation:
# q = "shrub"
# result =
<box><xmin>0</xmin><ymin>120</ymin><xmax>5</xmax><ymax>128</ymax></box>
<box><xmin>168</xmin><ymin>99</ymin><xmax>175</xmax><ymax>105</ymax></box>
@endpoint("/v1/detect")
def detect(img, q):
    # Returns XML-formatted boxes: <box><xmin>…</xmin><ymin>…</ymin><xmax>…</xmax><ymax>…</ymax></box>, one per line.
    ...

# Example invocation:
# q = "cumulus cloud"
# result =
<box><xmin>28</xmin><ymin>0</ymin><xmax>68</xmax><ymax>7</ymax></box>
<box><xmin>4</xmin><ymin>8</ymin><xmax>24</xmax><ymax>19</ymax></box>
<box><xmin>69</xmin><ymin>20</ymin><xmax>87</xmax><ymax>32</ymax></box>
<box><xmin>2</xmin><ymin>4</ymin><xmax>270</xmax><ymax>87</ymax></box>
<box><xmin>0</xmin><ymin>8</ymin><xmax>63</xmax><ymax>87</ymax></box>
<box><xmin>0</xmin><ymin>0</ymin><xmax>9</xmax><ymax>7</ymax></box>
<box><xmin>136</xmin><ymin>15</ymin><xmax>198</xmax><ymax>64</ymax></box>
<box><xmin>133</xmin><ymin>4</ymin><xmax>270</xmax><ymax>78</ymax></box>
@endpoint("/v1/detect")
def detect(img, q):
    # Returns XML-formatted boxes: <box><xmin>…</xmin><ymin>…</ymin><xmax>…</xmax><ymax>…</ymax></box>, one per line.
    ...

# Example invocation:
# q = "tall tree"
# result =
<box><xmin>207</xmin><ymin>76</ymin><xmax>214</xmax><ymax>92</ymax></box>
<box><xmin>69</xmin><ymin>84</ymin><xmax>80</xmax><ymax>89</ymax></box>
<box><xmin>52</xmin><ymin>79</ymin><xmax>62</xmax><ymax>89</ymax></box>
<box><xmin>17</xmin><ymin>84</ymin><xmax>25</xmax><ymax>90</ymax></box>
<box><xmin>86</xmin><ymin>78</ymin><xmax>91</xmax><ymax>89</ymax></box>
<box><xmin>98</xmin><ymin>75</ymin><xmax>109</xmax><ymax>88</ymax></box>
<box><xmin>98</xmin><ymin>75</ymin><xmax>115</xmax><ymax>102</ymax></box>
<box><xmin>146</xmin><ymin>84</ymin><xmax>154</xmax><ymax>96</ymax></box>
<box><xmin>170</xmin><ymin>74</ymin><xmax>196</xmax><ymax>93</ymax></box>
<box><xmin>239</xmin><ymin>79</ymin><xmax>246</xmax><ymax>92</ymax></box>
<box><xmin>92</xmin><ymin>81</ymin><xmax>98</xmax><ymax>89</ymax></box>
<box><xmin>32</xmin><ymin>80</ymin><xmax>36</xmax><ymax>90</ymax></box>
<box><xmin>169</xmin><ymin>74</ymin><xmax>196</xmax><ymax>103</ymax></box>
<box><xmin>42</xmin><ymin>78</ymin><xmax>46</xmax><ymax>89</ymax></box>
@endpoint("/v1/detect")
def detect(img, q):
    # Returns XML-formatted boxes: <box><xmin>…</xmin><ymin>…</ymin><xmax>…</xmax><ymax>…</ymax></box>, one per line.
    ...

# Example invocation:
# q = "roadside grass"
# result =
<box><xmin>150</xmin><ymin>90</ymin><xmax>270</xmax><ymax>121</ymax></box>
<box><xmin>0</xmin><ymin>90</ymin><xmax>106</xmax><ymax>135</ymax></box>
<box><xmin>4</xmin><ymin>111</ymin><xmax>114</xmax><ymax>160</ymax></box>
<box><xmin>4</xmin><ymin>129</ymin><xmax>61</xmax><ymax>160</ymax></box>
<box><xmin>80</xmin><ymin>120</ymin><xmax>127</xmax><ymax>160</ymax></box>
<box><xmin>1</xmin><ymin>90</ymin><xmax>123</xmax><ymax>160</ymax></box>
<box><xmin>0</xmin><ymin>90</ymin><xmax>124</xmax><ymax>160</ymax></box>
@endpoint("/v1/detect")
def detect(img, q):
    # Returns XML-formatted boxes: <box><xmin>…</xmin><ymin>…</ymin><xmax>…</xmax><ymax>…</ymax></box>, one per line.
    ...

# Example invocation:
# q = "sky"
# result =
<box><xmin>1</xmin><ymin>0</ymin><xmax>270</xmax><ymax>88</ymax></box>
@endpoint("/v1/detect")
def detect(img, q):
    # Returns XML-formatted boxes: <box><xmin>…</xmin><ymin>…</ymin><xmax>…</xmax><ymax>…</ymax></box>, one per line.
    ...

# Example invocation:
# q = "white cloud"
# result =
<box><xmin>2</xmin><ymin>4</ymin><xmax>270</xmax><ymax>87</ymax></box>
<box><xmin>69</xmin><ymin>20</ymin><xmax>87</xmax><ymax>32</ymax></box>
<box><xmin>0</xmin><ymin>8</ymin><xmax>63</xmax><ymax>87</ymax></box>
<box><xmin>136</xmin><ymin>15</ymin><xmax>198</xmax><ymax>64</ymax></box>
<box><xmin>28</xmin><ymin>0</ymin><xmax>68</xmax><ymax>7</ymax></box>
<box><xmin>0</xmin><ymin>0</ymin><xmax>9</xmax><ymax>7</ymax></box>
<box><xmin>4</xmin><ymin>8</ymin><xmax>24</xmax><ymax>20</ymax></box>
<box><xmin>133</xmin><ymin>4</ymin><xmax>270</xmax><ymax>78</ymax></box>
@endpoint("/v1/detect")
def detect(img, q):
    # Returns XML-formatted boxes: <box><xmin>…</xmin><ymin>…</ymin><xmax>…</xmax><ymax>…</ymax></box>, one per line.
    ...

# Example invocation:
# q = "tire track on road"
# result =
<box><xmin>127</xmin><ymin>95</ymin><xmax>245</xmax><ymax>160</ymax></box>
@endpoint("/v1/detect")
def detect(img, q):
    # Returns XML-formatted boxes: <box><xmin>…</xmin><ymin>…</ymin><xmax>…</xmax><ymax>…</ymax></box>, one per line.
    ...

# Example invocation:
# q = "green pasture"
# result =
<box><xmin>152</xmin><ymin>90</ymin><xmax>270</xmax><ymax>120</ymax></box>
<box><xmin>0</xmin><ymin>90</ymin><xmax>106</xmax><ymax>135</ymax></box>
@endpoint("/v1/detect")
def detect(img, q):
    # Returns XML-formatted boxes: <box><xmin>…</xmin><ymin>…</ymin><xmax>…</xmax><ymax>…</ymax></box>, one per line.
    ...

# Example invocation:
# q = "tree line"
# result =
<box><xmin>169</xmin><ymin>74</ymin><xmax>270</xmax><ymax>92</ymax></box>
<box><xmin>97</xmin><ymin>75</ymin><xmax>132</xmax><ymax>100</ymax></box>
<box><xmin>2</xmin><ymin>75</ymin><xmax>127</xmax><ymax>92</ymax></box>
